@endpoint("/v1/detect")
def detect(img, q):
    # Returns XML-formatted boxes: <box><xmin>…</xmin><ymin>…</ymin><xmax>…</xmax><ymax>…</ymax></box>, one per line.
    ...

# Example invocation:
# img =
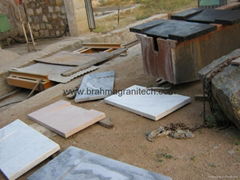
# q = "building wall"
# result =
<box><xmin>0</xmin><ymin>0</ymin><xmax>20</xmax><ymax>40</ymax></box>
<box><xmin>25</xmin><ymin>0</ymin><xmax>68</xmax><ymax>38</ymax></box>
<box><xmin>0</xmin><ymin>0</ymin><xmax>89</xmax><ymax>40</ymax></box>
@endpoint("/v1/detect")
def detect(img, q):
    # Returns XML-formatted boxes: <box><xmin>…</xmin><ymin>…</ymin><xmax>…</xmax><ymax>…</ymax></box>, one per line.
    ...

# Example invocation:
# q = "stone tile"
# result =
<box><xmin>75</xmin><ymin>71</ymin><xmax>115</xmax><ymax>103</ymax></box>
<box><xmin>28</xmin><ymin>100</ymin><xmax>106</xmax><ymax>138</ymax></box>
<box><xmin>130</xmin><ymin>19</ymin><xmax>216</xmax><ymax>41</ymax></box>
<box><xmin>105</xmin><ymin>85</ymin><xmax>191</xmax><ymax>121</ymax></box>
<box><xmin>0</xmin><ymin>120</ymin><xmax>60</xmax><ymax>180</ymax></box>
<box><xmin>28</xmin><ymin>146</ymin><xmax>172</xmax><ymax>180</ymax></box>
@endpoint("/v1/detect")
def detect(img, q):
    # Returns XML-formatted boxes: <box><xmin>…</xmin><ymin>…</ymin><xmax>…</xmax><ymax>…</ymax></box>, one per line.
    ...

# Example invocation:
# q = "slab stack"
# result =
<box><xmin>130</xmin><ymin>8</ymin><xmax>240</xmax><ymax>84</ymax></box>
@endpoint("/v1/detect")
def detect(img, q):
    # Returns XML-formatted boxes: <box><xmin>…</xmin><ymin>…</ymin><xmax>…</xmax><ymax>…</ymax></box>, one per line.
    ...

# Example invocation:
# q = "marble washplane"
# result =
<box><xmin>28</xmin><ymin>100</ymin><xmax>106</xmax><ymax>138</ymax></box>
<box><xmin>0</xmin><ymin>120</ymin><xmax>60</xmax><ymax>180</ymax></box>
<box><xmin>75</xmin><ymin>71</ymin><xmax>115</xmax><ymax>103</ymax></box>
<box><xmin>105</xmin><ymin>85</ymin><xmax>191</xmax><ymax>121</ymax></box>
<box><xmin>28</xmin><ymin>146</ymin><xmax>172</xmax><ymax>180</ymax></box>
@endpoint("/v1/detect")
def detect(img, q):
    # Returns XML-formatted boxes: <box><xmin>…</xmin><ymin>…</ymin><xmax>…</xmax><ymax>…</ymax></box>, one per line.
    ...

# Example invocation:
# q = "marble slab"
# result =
<box><xmin>105</xmin><ymin>85</ymin><xmax>191</xmax><ymax>121</ymax></box>
<box><xmin>130</xmin><ymin>19</ymin><xmax>216</xmax><ymax>41</ymax></box>
<box><xmin>28</xmin><ymin>100</ymin><xmax>106</xmax><ymax>138</ymax></box>
<box><xmin>75</xmin><ymin>71</ymin><xmax>115</xmax><ymax>103</ymax></box>
<box><xmin>28</xmin><ymin>146</ymin><xmax>172</xmax><ymax>180</ymax></box>
<box><xmin>171</xmin><ymin>8</ymin><xmax>203</xmax><ymax>20</ymax></box>
<box><xmin>0</xmin><ymin>120</ymin><xmax>60</xmax><ymax>180</ymax></box>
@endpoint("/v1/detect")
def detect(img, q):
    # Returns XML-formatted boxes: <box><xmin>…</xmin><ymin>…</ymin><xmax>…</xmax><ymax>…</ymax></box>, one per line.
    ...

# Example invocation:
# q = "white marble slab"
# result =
<box><xmin>75</xmin><ymin>71</ymin><xmax>115</xmax><ymax>103</ymax></box>
<box><xmin>0</xmin><ymin>120</ymin><xmax>60</xmax><ymax>180</ymax></box>
<box><xmin>28</xmin><ymin>146</ymin><xmax>172</xmax><ymax>180</ymax></box>
<box><xmin>105</xmin><ymin>85</ymin><xmax>191</xmax><ymax>121</ymax></box>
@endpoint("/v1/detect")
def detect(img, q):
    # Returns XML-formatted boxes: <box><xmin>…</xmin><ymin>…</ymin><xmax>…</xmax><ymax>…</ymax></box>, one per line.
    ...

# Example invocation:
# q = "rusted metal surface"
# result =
<box><xmin>137</xmin><ymin>23</ymin><xmax>240</xmax><ymax>84</ymax></box>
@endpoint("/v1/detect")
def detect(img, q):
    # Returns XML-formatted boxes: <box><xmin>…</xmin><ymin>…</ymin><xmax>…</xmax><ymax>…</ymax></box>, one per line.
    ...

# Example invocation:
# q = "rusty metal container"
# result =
<box><xmin>131</xmin><ymin>8</ymin><xmax>240</xmax><ymax>84</ymax></box>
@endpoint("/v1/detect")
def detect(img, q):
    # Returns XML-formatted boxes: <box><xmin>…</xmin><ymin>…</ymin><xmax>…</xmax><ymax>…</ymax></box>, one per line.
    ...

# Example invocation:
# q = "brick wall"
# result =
<box><xmin>25</xmin><ymin>0</ymin><xmax>68</xmax><ymax>38</ymax></box>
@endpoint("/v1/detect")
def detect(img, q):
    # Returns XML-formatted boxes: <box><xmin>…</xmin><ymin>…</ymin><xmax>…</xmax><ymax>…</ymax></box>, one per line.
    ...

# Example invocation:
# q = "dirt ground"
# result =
<box><xmin>0</xmin><ymin>44</ymin><xmax>240</xmax><ymax>180</ymax></box>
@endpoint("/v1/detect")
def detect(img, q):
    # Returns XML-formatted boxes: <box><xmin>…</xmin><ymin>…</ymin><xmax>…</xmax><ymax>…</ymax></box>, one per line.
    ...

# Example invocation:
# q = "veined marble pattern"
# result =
<box><xmin>28</xmin><ymin>146</ymin><xmax>172</xmax><ymax>180</ymax></box>
<box><xmin>0</xmin><ymin>120</ymin><xmax>60</xmax><ymax>180</ymax></box>
<box><xmin>75</xmin><ymin>71</ymin><xmax>115</xmax><ymax>103</ymax></box>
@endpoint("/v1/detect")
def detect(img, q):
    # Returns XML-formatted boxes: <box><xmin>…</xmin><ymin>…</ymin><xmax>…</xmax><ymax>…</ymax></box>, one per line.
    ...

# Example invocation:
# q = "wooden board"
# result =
<box><xmin>6</xmin><ymin>71</ymin><xmax>53</xmax><ymax>91</ymax></box>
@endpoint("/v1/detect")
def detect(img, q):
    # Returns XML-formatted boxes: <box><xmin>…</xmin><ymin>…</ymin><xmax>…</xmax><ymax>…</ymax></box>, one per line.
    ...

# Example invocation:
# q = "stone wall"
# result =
<box><xmin>25</xmin><ymin>0</ymin><xmax>68</xmax><ymax>38</ymax></box>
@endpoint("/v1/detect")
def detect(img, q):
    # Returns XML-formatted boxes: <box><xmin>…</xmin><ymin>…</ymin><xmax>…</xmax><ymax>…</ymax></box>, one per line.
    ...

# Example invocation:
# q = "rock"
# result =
<box><xmin>146</xmin><ymin>123</ymin><xmax>194</xmax><ymax>142</ymax></box>
<box><xmin>211</xmin><ymin>65</ymin><xmax>240</xmax><ymax>128</ymax></box>
<box><xmin>199</xmin><ymin>49</ymin><xmax>240</xmax><ymax>129</ymax></box>
<box><xmin>146</xmin><ymin>126</ymin><xmax>170</xmax><ymax>142</ymax></box>
<box><xmin>98</xmin><ymin>118</ymin><xmax>114</xmax><ymax>129</ymax></box>
<box><xmin>169</xmin><ymin>129</ymin><xmax>194</xmax><ymax>139</ymax></box>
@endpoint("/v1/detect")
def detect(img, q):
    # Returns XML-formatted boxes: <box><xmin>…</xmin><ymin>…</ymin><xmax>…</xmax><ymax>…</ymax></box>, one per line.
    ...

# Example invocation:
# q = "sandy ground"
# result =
<box><xmin>0</xmin><ymin>45</ymin><xmax>240</xmax><ymax>180</ymax></box>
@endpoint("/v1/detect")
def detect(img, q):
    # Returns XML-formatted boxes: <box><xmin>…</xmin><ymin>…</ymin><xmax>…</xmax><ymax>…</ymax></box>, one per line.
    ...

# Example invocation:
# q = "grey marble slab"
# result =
<box><xmin>28</xmin><ymin>146</ymin><xmax>171</xmax><ymax>180</ymax></box>
<box><xmin>75</xmin><ymin>71</ymin><xmax>115</xmax><ymax>103</ymax></box>
<box><xmin>0</xmin><ymin>120</ymin><xmax>60</xmax><ymax>180</ymax></box>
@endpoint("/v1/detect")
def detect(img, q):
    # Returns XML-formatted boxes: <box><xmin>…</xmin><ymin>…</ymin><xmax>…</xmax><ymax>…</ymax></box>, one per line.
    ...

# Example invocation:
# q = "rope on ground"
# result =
<box><xmin>0</xmin><ymin>80</ymin><xmax>41</xmax><ymax>109</ymax></box>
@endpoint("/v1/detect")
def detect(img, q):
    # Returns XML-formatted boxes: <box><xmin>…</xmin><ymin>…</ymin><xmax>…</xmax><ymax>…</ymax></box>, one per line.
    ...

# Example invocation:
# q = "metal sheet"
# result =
<box><xmin>12</xmin><ymin>63</ymin><xmax>98</xmax><ymax>83</ymax></box>
<box><xmin>36</xmin><ymin>48</ymin><xmax>127</xmax><ymax>66</ymax></box>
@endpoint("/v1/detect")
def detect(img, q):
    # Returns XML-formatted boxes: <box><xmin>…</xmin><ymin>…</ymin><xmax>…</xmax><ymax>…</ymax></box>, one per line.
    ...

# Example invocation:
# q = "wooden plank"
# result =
<box><xmin>6</xmin><ymin>71</ymin><xmax>53</xmax><ymax>91</ymax></box>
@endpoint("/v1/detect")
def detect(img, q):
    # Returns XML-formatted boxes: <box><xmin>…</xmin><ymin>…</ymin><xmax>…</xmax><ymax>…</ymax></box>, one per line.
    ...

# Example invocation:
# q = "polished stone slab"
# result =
<box><xmin>130</xmin><ymin>19</ymin><xmax>216</xmax><ymax>41</ymax></box>
<box><xmin>144</xmin><ymin>20</ymin><xmax>216</xmax><ymax>41</ymax></box>
<box><xmin>75</xmin><ymin>71</ymin><xmax>115</xmax><ymax>103</ymax></box>
<box><xmin>105</xmin><ymin>85</ymin><xmax>191</xmax><ymax>121</ymax></box>
<box><xmin>28</xmin><ymin>146</ymin><xmax>172</xmax><ymax>180</ymax></box>
<box><xmin>28</xmin><ymin>100</ymin><xmax>106</xmax><ymax>138</ymax></box>
<box><xmin>129</xmin><ymin>19</ymin><xmax>165</xmax><ymax>33</ymax></box>
<box><xmin>187</xmin><ymin>9</ymin><xmax>240</xmax><ymax>25</ymax></box>
<box><xmin>171</xmin><ymin>8</ymin><xmax>203</xmax><ymax>20</ymax></box>
<box><xmin>0</xmin><ymin>120</ymin><xmax>60</xmax><ymax>180</ymax></box>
